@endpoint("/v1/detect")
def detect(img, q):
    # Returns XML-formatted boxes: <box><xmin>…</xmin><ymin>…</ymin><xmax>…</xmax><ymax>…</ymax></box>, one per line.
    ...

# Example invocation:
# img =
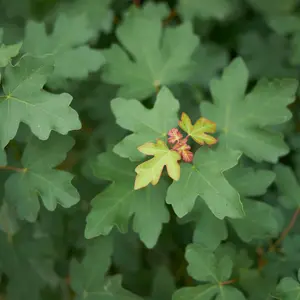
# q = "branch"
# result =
<box><xmin>269</xmin><ymin>208</ymin><xmax>300</xmax><ymax>251</ymax></box>
<box><xmin>0</xmin><ymin>166</ymin><xmax>26</xmax><ymax>172</ymax></box>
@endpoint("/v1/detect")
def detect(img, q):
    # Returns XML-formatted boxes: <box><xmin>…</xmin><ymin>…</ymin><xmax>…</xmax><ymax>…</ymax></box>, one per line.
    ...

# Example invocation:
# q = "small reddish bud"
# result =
<box><xmin>172</xmin><ymin>139</ymin><xmax>193</xmax><ymax>163</ymax></box>
<box><xmin>168</xmin><ymin>128</ymin><xmax>183</xmax><ymax>144</ymax></box>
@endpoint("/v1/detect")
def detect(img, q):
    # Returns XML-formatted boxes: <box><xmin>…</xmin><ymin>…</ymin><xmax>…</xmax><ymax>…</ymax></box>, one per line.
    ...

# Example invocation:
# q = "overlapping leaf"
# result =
<box><xmin>166</xmin><ymin>145</ymin><xmax>244</xmax><ymax>219</ymax></box>
<box><xmin>275</xmin><ymin>268</ymin><xmax>300</xmax><ymax>299</ymax></box>
<box><xmin>4</xmin><ymin>134</ymin><xmax>80</xmax><ymax>222</ymax></box>
<box><xmin>275</xmin><ymin>163</ymin><xmax>300</xmax><ymax>208</ymax></box>
<box><xmin>71</xmin><ymin>236</ymin><xmax>143</xmax><ymax>300</ymax></box>
<box><xmin>0</xmin><ymin>228</ymin><xmax>58</xmax><ymax>300</ymax></box>
<box><xmin>238</xmin><ymin>31</ymin><xmax>298</xmax><ymax>79</ymax></box>
<box><xmin>58</xmin><ymin>0</ymin><xmax>113</xmax><ymax>33</ymax></box>
<box><xmin>177</xmin><ymin>0</ymin><xmax>239</xmax><ymax>21</ymax></box>
<box><xmin>22</xmin><ymin>13</ymin><xmax>105</xmax><ymax>80</ymax></box>
<box><xmin>85</xmin><ymin>152</ymin><xmax>169</xmax><ymax>248</ymax></box>
<box><xmin>172</xmin><ymin>244</ymin><xmax>246</xmax><ymax>300</ymax></box>
<box><xmin>134</xmin><ymin>139</ymin><xmax>181</xmax><ymax>190</ymax></box>
<box><xmin>102</xmin><ymin>4</ymin><xmax>198</xmax><ymax>99</ymax></box>
<box><xmin>183</xmin><ymin>165</ymin><xmax>279</xmax><ymax>249</ymax></box>
<box><xmin>111</xmin><ymin>86</ymin><xmax>180</xmax><ymax>161</ymax></box>
<box><xmin>0</xmin><ymin>28</ymin><xmax>22</xmax><ymax>68</ymax></box>
<box><xmin>0</xmin><ymin>56</ymin><xmax>81</xmax><ymax>148</ymax></box>
<box><xmin>201</xmin><ymin>57</ymin><xmax>298</xmax><ymax>163</ymax></box>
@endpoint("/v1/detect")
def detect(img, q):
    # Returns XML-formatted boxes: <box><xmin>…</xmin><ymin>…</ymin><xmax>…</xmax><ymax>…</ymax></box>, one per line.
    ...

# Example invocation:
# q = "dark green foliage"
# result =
<box><xmin>1</xmin><ymin>0</ymin><xmax>300</xmax><ymax>299</ymax></box>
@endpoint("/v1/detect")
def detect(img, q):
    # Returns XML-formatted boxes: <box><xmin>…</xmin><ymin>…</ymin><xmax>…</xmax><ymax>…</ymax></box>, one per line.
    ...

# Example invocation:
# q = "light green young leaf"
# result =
<box><xmin>134</xmin><ymin>139</ymin><xmax>181</xmax><ymax>190</ymax></box>
<box><xmin>23</xmin><ymin>13</ymin><xmax>105</xmax><ymax>80</ymax></box>
<box><xmin>172</xmin><ymin>244</ymin><xmax>246</xmax><ymax>300</ymax></box>
<box><xmin>201</xmin><ymin>57</ymin><xmax>298</xmax><ymax>163</ymax></box>
<box><xmin>85</xmin><ymin>152</ymin><xmax>169</xmax><ymax>248</ymax></box>
<box><xmin>5</xmin><ymin>134</ymin><xmax>80</xmax><ymax>222</ymax></box>
<box><xmin>102</xmin><ymin>7</ymin><xmax>198</xmax><ymax>99</ymax></box>
<box><xmin>275</xmin><ymin>268</ymin><xmax>300</xmax><ymax>299</ymax></box>
<box><xmin>111</xmin><ymin>86</ymin><xmax>179</xmax><ymax>161</ymax></box>
<box><xmin>178</xmin><ymin>0</ymin><xmax>239</xmax><ymax>21</ymax></box>
<box><xmin>0</xmin><ymin>56</ymin><xmax>81</xmax><ymax>148</ymax></box>
<box><xmin>0</xmin><ymin>28</ymin><xmax>22</xmax><ymax>68</ymax></box>
<box><xmin>166</xmin><ymin>145</ymin><xmax>244</xmax><ymax>219</ymax></box>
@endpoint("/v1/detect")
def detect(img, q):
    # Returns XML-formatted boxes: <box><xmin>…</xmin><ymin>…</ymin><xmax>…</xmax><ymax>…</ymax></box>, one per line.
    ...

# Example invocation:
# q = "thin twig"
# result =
<box><xmin>0</xmin><ymin>166</ymin><xmax>26</xmax><ymax>172</ymax></box>
<box><xmin>269</xmin><ymin>208</ymin><xmax>300</xmax><ymax>251</ymax></box>
<box><xmin>220</xmin><ymin>278</ymin><xmax>237</xmax><ymax>286</ymax></box>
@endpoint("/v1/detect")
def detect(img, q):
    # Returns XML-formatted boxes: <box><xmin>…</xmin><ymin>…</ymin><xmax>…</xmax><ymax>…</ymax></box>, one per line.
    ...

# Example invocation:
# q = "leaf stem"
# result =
<box><xmin>0</xmin><ymin>165</ymin><xmax>26</xmax><ymax>172</ymax></box>
<box><xmin>133</xmin><ymin>0</ymin><xmax>140</xmax><ymax>7</ymax></box>
<box><xmin>220</xmin><ymin>278</ymin><xmax>237</xmax><ymax>286</ymax></box>
<box><xmin>270</xmin><ymin>208</ymin><xmax>300</xmax><ymax>251</ymax></box>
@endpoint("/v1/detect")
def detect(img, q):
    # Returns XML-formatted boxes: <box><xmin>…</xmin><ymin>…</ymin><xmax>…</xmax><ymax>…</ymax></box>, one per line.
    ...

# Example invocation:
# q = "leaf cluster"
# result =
<box><xmin>1</xmin><ymin>0</ymin><xmax>300</xmax><ymax>299</ymax></box>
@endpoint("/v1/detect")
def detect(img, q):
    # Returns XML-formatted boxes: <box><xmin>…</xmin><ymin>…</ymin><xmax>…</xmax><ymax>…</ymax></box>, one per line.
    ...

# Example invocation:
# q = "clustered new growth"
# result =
<box><xmin>168</xmin><ymin>112</ymin><xmax>218</xmax><ymax>163</ymax></box>
<box><xmin>133</xmin><ymin>113</ymin><xmax>218</xmax><ymax>190</ymax></box>
<box><xmin>168</xmin><ymin>128</ymin><xmax>193</xmax><ymax>162</ymax></box>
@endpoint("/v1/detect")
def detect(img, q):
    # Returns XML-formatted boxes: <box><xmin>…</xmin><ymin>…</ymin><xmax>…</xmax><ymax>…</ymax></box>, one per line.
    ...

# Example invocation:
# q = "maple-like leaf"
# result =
<box><xmin>0</xmin><ymin>56</ymin><xmax>81</xmax><ymax>148</ymax></box>
<box><xmin>58</xmin><ymin>0</ymin><xmax>113</xmax><ymax>33</ymax></box>
<box><xmin>0</xmin><ymin>228</ymin><xmax>59</xmax><ymax>300</ymax></box>
<box><xmin>173</xmin><ymin>244</ymin><xmax>246</xmax><ymax>300</ymax></box>
<box><xmin>275</xmin><ymin>268</ymin><xmax>300</xmax><ymax>299</ymax></box>
<box><xmin>179</xmin><ymin>112</ymin><xmax>217</xmax><ymax>145</ymax></box>
<box><xmin>111</xmin><ymin>86</ymin><xmax>180</xmax><ymax>161</ymax></box>
<box><xmin>22</xmin><ymin>13</ymin><xmax>105</xmax><ymax>81</ymax></box>
<box><xmin>4</xmin><ymin>133</ymin><xmax>80</xmax><ymax>222</ymax></box>
<box><xmin>167</xmin><ymin>128</ymin><xmax>183</xmax><ymax>144</ymax></box>
<box><xmin>85</xmin><ymin>152</ymin><xmax>169</xmax><ymax>248</ymax></box>
<box><xmin>134</xmin><ymin>139</ymin><xmax>181</xmax><ymax>190</ymax></box>
<box><xmin>102</xmin><ymin>3</ymin><xmax>198</xmax><ymax>100</ymax></box>
<box><xmin>71</xmin><ymin>236</ymin><xmax>143</xmax><ymax>300</ymax></box>
<box><xmin>166</xmin><ymin>145</ymin><xmax>244</xmax><ymax>219</ymax></box>
<box><xmin>178</xmin><ymin>0</ymin><xmax>238</xmax><ymax>21</ymax></box>
<box><xmin>0</xmin><ymin>28</ymin><xmax>22</xmax><ymax>68</ymax></box>
<box><xmin>183</xmin><ymin>165</ymin><xmax>278</xmax><ymax>250</ymax></box>
<box><xmin>201</xmin><ymin>57</ymin><xmax>298</xmax><ymax>163</ymax></box>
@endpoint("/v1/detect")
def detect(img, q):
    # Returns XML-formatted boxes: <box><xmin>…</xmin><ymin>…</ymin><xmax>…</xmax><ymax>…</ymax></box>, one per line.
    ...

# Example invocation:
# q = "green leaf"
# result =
<box><xmin>5</xmin><ymin>133</ymin><xmax>80</xmax><ymax>221</ymax></box>
<box><xmin>0</xmin><ymin>28</ymin><xmax>22</xmax><ymax>68</ymax></box>
<box><xmin>185</xmin><ymin>165</ymin><xmax>278</xmax><ymax>248</ymax></box>
<box><xmin>102</xmin><ymin>8</ymin><xmax>198</xmax><ymax>99</ymax></box>
<box><xmin>23</xmin><ymin>13</ymin><xmax>105</xmax><ymax>80</ymax></box>
<box><xmin>58</xmin><ymin>0</ymin><xmax>114</xmax><ymax>33</ymax></box>
<box><xmin>0</xmin><ymin>56</ymin><xmax>81</xmax><ymax>148</ymax></box>
<box><xmin>0</xmin><ymin>229</ymin><xmax>59</xmax><ymax>300</ymax></box>
<box><xmin>112</xmin><ymin>86</ymin><xmax>180</xmax><ymax>161</ymax></box>
<box><xmin>201</xmin><ymin>57</ymin><xmax>298</xmax><ymax>163</ymax></box>
<box><xmin>275</xmin><ymin>163</ymin><xmax>300</xmax><ymax>208</ymax></box>
<box><xmin>178</xmin><ymin>0</ymin><xmax>239</xmax><ymax>21</ymax></box>
<box><xmin>85</xmin><ymin>152</ymin><xmax>169</xmax><ymax>248</ymax></box>
<box><xmin>172</xmin><ymin>244</ymin><xmax>246</xmax><ymax>300</ymax></box>
<box><xmin>151</xmin><ymin>266</ymin><xmax>176</xmax><ymax>300</ymax></box>
<box><xmin>238</xmin><ymin>31</ymin><xmax>298</xmax><ymax>79</ymax></box>
<box><xmin>70</xmin><ymin>236</ymin><xmax>112</xmax><ymax>299</ymax></box>
<box><xmin>166</xmin><ymin>145</ymin><xmax>244</xmax><ymax>219</ymax></box>
<box><xmin>275</xmin><ymin>268</ymin><xmax>300</xmax><ymax>299</ymax></box>
<box><xmin>0</xmin><ymin>201</ymin><xmax>19</xmax><ymax>236</ymax></box>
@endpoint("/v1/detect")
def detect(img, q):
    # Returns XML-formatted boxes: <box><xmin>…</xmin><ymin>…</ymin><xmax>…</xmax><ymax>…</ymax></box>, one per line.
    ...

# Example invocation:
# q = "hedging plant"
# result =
<box><xmin>2</xmin><ymin>0</ymin><xmax>300</xmax><ymax>299</ymax></box>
